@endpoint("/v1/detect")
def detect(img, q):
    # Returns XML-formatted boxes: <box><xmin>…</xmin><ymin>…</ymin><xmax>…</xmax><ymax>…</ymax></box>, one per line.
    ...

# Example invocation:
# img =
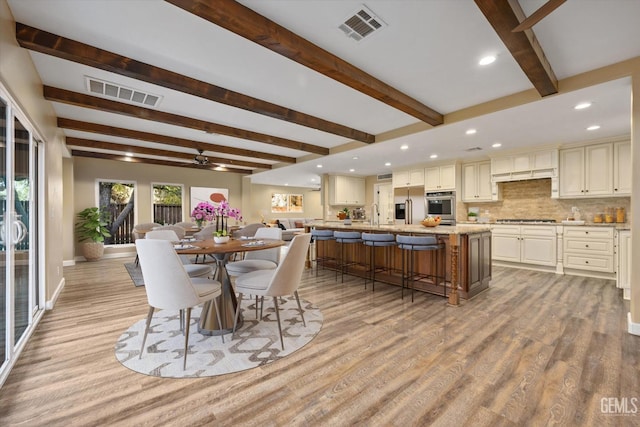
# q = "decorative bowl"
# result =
<box><xmin>421</xmin><ymin>217</ymin><xmax>441</xmax><ymax>227</ymax></box>
<box><xmin>214</xmin><ymin>235</ymin><xmax>230</xmax><ymax>244</ymax></box>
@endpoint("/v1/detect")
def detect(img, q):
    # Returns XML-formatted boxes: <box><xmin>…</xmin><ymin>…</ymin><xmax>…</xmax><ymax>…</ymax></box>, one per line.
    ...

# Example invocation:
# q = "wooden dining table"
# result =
<box><xmin>176</xmin><ymin>238</ymin><xmax>286</xmax><ymax>335</ymax></box>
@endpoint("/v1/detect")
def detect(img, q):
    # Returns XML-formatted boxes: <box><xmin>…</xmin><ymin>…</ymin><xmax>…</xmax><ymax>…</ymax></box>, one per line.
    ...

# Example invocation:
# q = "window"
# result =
<box><xmin>152</xmin><ymin>183</ymin><xmax>183</xmax><ymax>225</ymax></box>
<box><xmin>98</xmin><ymin>180</ymin><xmax>135</xmax><ymax>245</ymax></box>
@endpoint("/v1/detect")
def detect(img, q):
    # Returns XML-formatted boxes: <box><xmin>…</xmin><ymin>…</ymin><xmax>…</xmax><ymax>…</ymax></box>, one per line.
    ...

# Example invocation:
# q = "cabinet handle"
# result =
<box><xmin>614</xmin><ymin>188</ymin><xmax>618</xmax><ymax>191</ymax></box>
<box><xmin>585</xmin><ymin>244</ymin><xmax>589</xmax><ymax>248</ymax></box>
<box><xmin>585</xmin><ymin>261</ymin><xmax>589</xmax><ymax>264</ymax></box>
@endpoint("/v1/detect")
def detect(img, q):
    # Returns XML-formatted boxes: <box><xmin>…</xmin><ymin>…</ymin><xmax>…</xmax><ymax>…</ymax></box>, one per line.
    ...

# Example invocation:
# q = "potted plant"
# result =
<box><xmin>75</xmin><ymin>207</ymin><xmax>111</xmax><ymax>261</ymax></box>
<box><xmin>337</xmin><ymin>207</ymin><xmax>350</xmax><ymax>220</ymax></box>
<box><xmin>467</xmin><ymin>211</ymin><xmax>478</xmax><ymax>222</ymax></box>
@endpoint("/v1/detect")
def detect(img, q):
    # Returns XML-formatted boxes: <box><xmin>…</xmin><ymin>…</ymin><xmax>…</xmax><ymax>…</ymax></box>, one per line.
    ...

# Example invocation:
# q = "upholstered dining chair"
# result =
<box><xmin>226</xmin><ymin>227</ymin><xmax>282</xmax><ymax>276</ymax></box>
<box><xmin>145</xmin><ymin>229</ymin><xmax>214</xmax><ymax>278</ymax></box>
<box><xmin>132</xmin><ymin>222</ymin><xmax>162</xmax><ymax>241</ymax></box>
<box><xmin>232</xmin><ymin>233</ymin><xmax>312</xmax><ymax>350</ymax></box>
<box><xmin>153</xmin><ymin>224</ymin><xmax>186</xmax><ymax>239</ymax></box>
<box><xmin>231</xmin><ymin>222</ymin><xmax>266</xmax><ymax>239</ymax></box>
<box><xmin>135</xmin><ymin>239</ymin><xmax>224</xmax><ymax>370</ymax></box>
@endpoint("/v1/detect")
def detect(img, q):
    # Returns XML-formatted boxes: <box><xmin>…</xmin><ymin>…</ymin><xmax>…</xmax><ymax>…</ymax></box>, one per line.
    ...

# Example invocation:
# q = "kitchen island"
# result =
<box><xmin>305</xmin><ymin>222</ymin><xmax>492</xmax><ymax>303</ymax></box>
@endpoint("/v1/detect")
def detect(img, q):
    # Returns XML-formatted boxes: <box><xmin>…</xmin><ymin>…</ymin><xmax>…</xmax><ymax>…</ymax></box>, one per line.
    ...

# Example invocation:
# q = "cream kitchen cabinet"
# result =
<box><xmin>559</xmin><ymin>143</ymin><xmax>613</xmax><ymax>198</ymax></box>
<box><xmin>424</xmin><ymin>164</ymin><xmax>456</xmax><ymax>191</ymax></box>
<box><xmin>491</xmin><ymin>224</ymin><xmax>557</xmax><ymax>267</ymax></box>
<box><xmin>491</xmin><ymin>149</ymin><xmax>558</xmax><ymax>181</ymax></box>
<box><xmin>392</xmin><ymin>169</ymin><xmax>424</xmax><ymax>188</ymax></box>
<box><xmin>613</xmin><ymin>141</ymin><xmax>631</xmax><ymax>195</ymax></box>
<box><xmin>462</xmin><ymin>161</ymin><xmax>492</xmax><ymax>202</ymax></box>
<box><xmin>563</xmin><ymin>226</ymin><xmax>614</xmax><ymax>274</ymax></box>
<box><xmin>616</xmin><ymin>230</ymin><xmax>631</xmax><ymax>300</ymax></box>
<box><xmin>329</xmin><ymin>175</ymin><xmax>365</xmax><ymax>206</ymax></box>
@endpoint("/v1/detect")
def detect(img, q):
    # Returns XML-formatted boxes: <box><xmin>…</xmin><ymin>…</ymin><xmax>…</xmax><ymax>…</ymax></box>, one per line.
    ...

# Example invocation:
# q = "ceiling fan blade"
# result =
<box><xmin>512</xmin><ymin>0</ymin><xmax>566</xmax><ymax>32</ymax></box>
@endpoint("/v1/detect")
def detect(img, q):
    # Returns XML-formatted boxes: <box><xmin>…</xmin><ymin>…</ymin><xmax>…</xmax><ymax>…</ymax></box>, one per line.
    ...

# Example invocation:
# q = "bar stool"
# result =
<box><xmin>311</xmin><ymin>229</ymin><xmax>335</xmax><ymax>276</ymax></box>
<box><xmin>396</xmin><ymin>234</ymin><xmax>445</xmax><ymax>302</ymax></box>
<box><xmin>333</xmin><ymin>231</ymin><xmax>362</xmax><ymax>283</ymax></box>
<box><xmin>361</xmin><ymin>232</ymin><xmax>396</xmax><ymax>292</ymax></box>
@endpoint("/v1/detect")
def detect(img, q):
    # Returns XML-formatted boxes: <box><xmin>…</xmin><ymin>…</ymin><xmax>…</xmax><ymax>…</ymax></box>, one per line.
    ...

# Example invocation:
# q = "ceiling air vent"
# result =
<box><xmin>377</xmin><ymin>173</ymin><xmax>392</xmax><ymax>181</ymax></box>
<box><xmin>85</xmin><ymin>76</ymin><xmax>162</xmax><ymax>107</ymax></box>
<box><xmin>465</xmin><ymin>147</ymin><xmax>483</xmax><ymax>152</ymax></box>
<box><xmin>338</xmin><ymin>5</ymin><xmax>386</xmax><ymax>42</ymax></box>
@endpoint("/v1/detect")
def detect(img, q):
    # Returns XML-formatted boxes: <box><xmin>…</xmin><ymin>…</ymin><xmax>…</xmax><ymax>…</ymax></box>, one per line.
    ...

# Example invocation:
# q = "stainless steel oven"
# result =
<box><xmin>425</xmin><ymin>191</ymin><xmax>456</xmax><ymax>225</ymax></box>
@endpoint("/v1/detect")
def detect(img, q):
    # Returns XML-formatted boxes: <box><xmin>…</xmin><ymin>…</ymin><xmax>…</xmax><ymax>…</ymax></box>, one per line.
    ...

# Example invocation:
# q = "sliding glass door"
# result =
<box><xmin>1</xmin><ymin>87</ymin><xmax>42</xmax><ymax>382</ymax></box>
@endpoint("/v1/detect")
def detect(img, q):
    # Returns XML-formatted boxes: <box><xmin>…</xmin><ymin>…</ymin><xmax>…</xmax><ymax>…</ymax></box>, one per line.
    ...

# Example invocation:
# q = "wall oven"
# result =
<box><xmin>425</xmin><ymin>191</ymin><xmax>456</xmax><ymax>225</ymax></box>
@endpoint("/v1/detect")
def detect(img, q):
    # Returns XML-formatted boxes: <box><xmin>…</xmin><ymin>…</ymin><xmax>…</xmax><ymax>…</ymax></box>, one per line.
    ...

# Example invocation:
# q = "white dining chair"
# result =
<box><xmin>232</xmin><ymin>233</ymin><xmax>312</xmax><ymax>350</ymax></box>
<box><xmin>226</xmin><ymin>227</ymin><xmax>282</xmax><ymax>276</ymax></box>
<box><xmin>135</xmin><ymin>239</ymin><xmax>225</xmax><ymax>370</ymax></box>
<box><xmin>145</xmin><ymin>229</ymin><xmax>213</xmax><ymax>278</ymax></box>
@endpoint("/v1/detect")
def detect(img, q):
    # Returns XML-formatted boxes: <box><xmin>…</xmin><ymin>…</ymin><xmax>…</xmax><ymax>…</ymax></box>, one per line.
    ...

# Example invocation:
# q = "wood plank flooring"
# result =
<box><xmin>1</xmin><ymin>258</ymin><xmax>639</xmax><ymax>426</ymax></box>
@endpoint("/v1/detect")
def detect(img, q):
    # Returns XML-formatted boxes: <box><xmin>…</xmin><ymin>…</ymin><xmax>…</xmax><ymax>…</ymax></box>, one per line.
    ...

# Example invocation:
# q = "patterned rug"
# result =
<box><xmin>124</xmin><ymin>262</ymin><xmax>144</xmax><ymax>287</ymax></box>
<box><xmin>115</xmin><ymin>296</ymin><xmax>323</xmax><ymax>378</ymax></box>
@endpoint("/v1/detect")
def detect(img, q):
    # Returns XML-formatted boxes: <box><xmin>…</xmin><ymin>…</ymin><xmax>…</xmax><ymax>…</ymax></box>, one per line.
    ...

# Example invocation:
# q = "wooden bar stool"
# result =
<box><xmin>311</xmin><ymin>229</ymin><xmax>335</xmax><ymax>276</ymax></box>
<box><xmin>396</xmin><ymin>234</ymin><xmax>445</xmax><ymax>301</ymax></box>
<box><xmin>333</xmin><ymin>231</ymin><xmax>362</xmax><ymax>283</ymax></box>
<box><xmin>361</xmin><ymin>232</ymin><xmax>396</xmax><ymax>292</ymax></box>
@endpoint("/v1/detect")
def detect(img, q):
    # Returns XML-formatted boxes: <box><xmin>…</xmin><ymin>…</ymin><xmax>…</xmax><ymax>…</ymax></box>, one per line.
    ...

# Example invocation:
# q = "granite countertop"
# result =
<box><xmin>309</xmin><ymin>221</ymin><xmax>491</xmax><ymax>235</ymax></box>
<box><xmin>478</xmin><ymin>221</ymin><xmax>630</xmax><ymax>229</ymax></box>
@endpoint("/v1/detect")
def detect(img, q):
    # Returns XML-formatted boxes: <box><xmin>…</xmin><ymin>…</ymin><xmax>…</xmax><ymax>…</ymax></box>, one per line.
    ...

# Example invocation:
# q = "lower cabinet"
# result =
<box><xmin>563</xmin><ymin>227</ymin><xmax>614</xmax><ymax>274</ymax></box>
<box><xmin>492</xmin><ymin>225</ymin><xmax>557</xmax><ymax>267</ymax></box>
<box><xmin>468</xmin><ymin>232</ymin><xmax>491</xmax><ymax>294</ymax></box>
<box><xmin>616</xmin><ymin>230</ymin><xmax>631</xmax><ymax>299</ymax></box>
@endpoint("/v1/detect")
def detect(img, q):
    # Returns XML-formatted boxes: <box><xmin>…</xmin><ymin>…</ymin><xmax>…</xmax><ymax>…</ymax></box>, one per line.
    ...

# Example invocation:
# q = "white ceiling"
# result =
<box><xmin>7</xmin><ymin>0</ymin><xmax>640</xmax><ymax>187</ymax></box>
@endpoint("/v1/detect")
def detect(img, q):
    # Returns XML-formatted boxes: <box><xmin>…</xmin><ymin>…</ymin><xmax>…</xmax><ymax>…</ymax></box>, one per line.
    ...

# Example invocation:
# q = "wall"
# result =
<box><xmin>1</xmin><ymin>0</ymin><xmax>66</xmax><ymax>303</ymax></box>
<box><xmin>465</xmin><ymin>178</ymin><xmax>631</xmax><ymax>223</ymax></box>
<box><xmin>242</xmin><ymin>177</ymin><xmax>322</xmax><ymax>223</ymax></box>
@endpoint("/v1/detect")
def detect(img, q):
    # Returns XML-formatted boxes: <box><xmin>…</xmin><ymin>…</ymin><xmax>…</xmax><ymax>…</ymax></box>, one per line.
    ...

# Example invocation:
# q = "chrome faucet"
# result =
<box><xmin>370</xmin><ymin>203</ymin><xmax>379</xmax><ymax>226</ymax></box>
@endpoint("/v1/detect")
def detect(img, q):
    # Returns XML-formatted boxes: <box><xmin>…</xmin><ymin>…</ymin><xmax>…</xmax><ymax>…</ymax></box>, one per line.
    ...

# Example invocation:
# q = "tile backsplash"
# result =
<box><xmin>463</xmin><ymin>178</ymin><xmax>631</xmax><ymax>223</ymax></box>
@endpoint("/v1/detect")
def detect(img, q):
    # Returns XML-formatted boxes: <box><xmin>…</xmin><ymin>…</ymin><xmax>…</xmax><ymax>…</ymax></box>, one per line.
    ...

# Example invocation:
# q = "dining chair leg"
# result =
<box><xmin>273</xmin><ymin>296</ymin><xmax>284</xmax><ymax>350</ymax></box>
<box><xmin>294</xmin><ymin>290</ymin><xmax>306</xmax><ymax>327</ymax></box>
<box><xmin>232</xmin><ymin>292</ymin><xmax>244</xmax><ymax>340</ymax></box>
<box><xmin>139</xmin><ymin>306</ymin><xmax>154</xmax><ymax>359</ymax></box>
<box><xmin>211</xmin><ymin>296</ymin><xmax>225</xmax><ymax>343</ymax></box>
<box><xmin>183</xmin><ymin>307</ymin><xmax>192</xmax><ymax>371</ymax></box>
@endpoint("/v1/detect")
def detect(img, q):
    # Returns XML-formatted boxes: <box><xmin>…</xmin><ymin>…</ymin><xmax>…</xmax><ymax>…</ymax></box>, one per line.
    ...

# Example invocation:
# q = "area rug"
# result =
<box><xmin>124</xmin><ymin>262</ymin><xmax>144</xmax><ymax>287</ymax></box>
<box><xmin>115</xmin><ymin>296</ymin><xmax>323</xmax><ymax>378</ymax></box>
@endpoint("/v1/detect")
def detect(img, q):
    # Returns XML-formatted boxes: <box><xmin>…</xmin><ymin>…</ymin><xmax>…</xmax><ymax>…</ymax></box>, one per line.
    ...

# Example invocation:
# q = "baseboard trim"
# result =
<box><xmin>628</xmin><ymin>312</ymin><xmax>640</xmax><ymax>336</ymax></box>
<box><xmin>63</xmin><ymin>259</ymin><xmax>76</xmax><ymax>267</ymax></box>
<box><xmin>46</xmin><ymin>276</ymin><xmax>65</xmax><ymax>310</ymax></box>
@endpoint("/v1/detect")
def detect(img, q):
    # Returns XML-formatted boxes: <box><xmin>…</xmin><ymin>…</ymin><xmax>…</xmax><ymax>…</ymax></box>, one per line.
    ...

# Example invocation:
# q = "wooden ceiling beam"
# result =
<box><xmin>166</xmin><ymin>0</ymin><xmax>444</xmax><ymax>127</ymax></box>
<box><xmin>58</xmin><ymin>117</ymin><xmax>294</xmax><ymax>164</ymax></box>
<box><xmin>474</xmin><ymin>0</ymin><xmax>558</xmax><ymax>96</ymax></box>
<box><xmin>66</xmin><ymin>137</ymin><xmax>270</xmax><ymax>169</ymax></box>
<box><xmin>44</xmin><ymin>86</ymin><xmax>328</xmax><ymax>156</ymax></box>
<box><xmin>512</xmin><ymin>0</ymin><xmax>566</xmax><ymax>32</ymax></box>
<box><xmin>16</xmin><ymin>22</ymin><xmax>373</xmax><ymax>143</ymax></box>
<box><xmin>70</xmin><ymin>150</ymin><xmax>251</xmax><ymax>174</ymax></box>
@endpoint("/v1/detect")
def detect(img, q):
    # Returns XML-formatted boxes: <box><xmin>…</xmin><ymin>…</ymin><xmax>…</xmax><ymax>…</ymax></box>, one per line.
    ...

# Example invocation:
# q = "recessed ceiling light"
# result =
<box><xmin>349</xmin><ymin>168</ymin><xmax>355</xmax><ymax>172</ymax></box>
<box><xmin>125</xmin><ymin>152</ymin><xmax>133</xmax><ymax>157</ymax></box>
<box><xmin>574</xmin><ymin>102</ymin><xmax>592</xmax><ymax>110</ymax></box>
<box><xmin>430</xmin><ymin>154</ymin><xmax>438</xmax><ymax>159</ymax></box>
<box><xmin>310</xmin><ymin>178</ymin><xmax>316</xmax><ymax>182</ymax></box>
<box><xmin>284</xmin><ymin>183</ymin><xmax>289</xmax><ymax>186</ymax></box>
<box><xmin>384</xmin><ymin>162</ymin><xmax>391</xmax><ymax>166</ymax></box>
<box><xmin>316</xmin><ymin>164</ymin><xmax>323</xmax><ymax>168</ymax></box>
<box><xmin>352</xmin><ymin>156</ymin><xmax>359</xmax><ymax>160</ymax></box>
<box><xmin>492</xmin><ymin>142</ymin><xmax>502</xmax><ymax>148</ymax></box>
<box><xmin>587</xmin><ymin>125</ymin><xmax>601</xmax><ymax>131</ymax></box>
<box><xmin>400</xmin><ymin>144</ymin><xmax>409</xmax><ymax>150</ymax></box>
<box><xmin>479</xmin><ymin>55</ymin><xmax>496</xmax><ymax>66</ymax></box>
<box><xmin>466</xmin><ymin>129</ymin><xmax>477</xmax><ymax>135</ymax></box>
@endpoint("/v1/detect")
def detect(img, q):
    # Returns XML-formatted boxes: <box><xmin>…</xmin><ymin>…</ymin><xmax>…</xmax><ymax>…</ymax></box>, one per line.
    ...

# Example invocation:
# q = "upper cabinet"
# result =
<box><xmin>462</xmin><ymin>161</ymin><xmax>493</xmax><ymax>202</ymax></box>
<box><xmin>392</xmin><ymin>169</ymin><xmax>424</xmax><ymax>189</ymax></box>
<box><xmin>558</xmin><ymin>141</ymin><xmax>630</xmax><ymax>198</ymax></box>
<box><xmin>424</xmin><ymin>164</ymin><xmax>456</xmax><ymax>191</ymax></box>
<box><xmin>491</xmin><ymin>149</ymin><xmax>558</xmax><ymax>182</ymax></box>
<box><xmin>329</xmin><ymin>175</ymin><xmax>366</xmax><ymax>206</ymax></box>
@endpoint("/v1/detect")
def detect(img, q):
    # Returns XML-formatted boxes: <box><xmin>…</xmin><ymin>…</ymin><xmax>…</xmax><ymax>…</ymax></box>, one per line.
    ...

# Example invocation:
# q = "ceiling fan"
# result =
<box><xmin>512</xmin><ymin>0</ymin><xmax>566</xmax><ymax>32</ymax></box>
<box><xmin>194</xmin><ymin>149</ymin><xmax>209</xmax><ymax>165</ymax></box>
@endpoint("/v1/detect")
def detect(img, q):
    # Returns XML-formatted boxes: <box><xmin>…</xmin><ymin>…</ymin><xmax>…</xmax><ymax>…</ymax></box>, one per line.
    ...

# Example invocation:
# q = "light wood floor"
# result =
<box><xmin>1</xmin><ymin>257</ymin><xmax>639</xmax><ymax>426</ymax></box>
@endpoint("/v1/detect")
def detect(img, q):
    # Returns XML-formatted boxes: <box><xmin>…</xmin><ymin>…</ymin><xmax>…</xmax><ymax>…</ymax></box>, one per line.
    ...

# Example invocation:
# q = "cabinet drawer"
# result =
<box><xmin>564</xmin><ymin>254</ymin><xmax>614</xmax><ymax>272</ymax></box>
<box><xmin>564</xmin><ymin>238</ymin><xmax>614</xmax><ymax>254</ymax></box>
<box><xmin>491</xmin><ymin>225</ymin><xmax>520</xmax><ymax>235</ymax></box>
<box><xmin>564</xmin><ymin>227</ymin><xmax>614</xmax><ymax>239</ymax></box>
<box><xmin>521</xmin><ymin>225</ymin><xmax>556</xmax><ymax>236</ymax></box>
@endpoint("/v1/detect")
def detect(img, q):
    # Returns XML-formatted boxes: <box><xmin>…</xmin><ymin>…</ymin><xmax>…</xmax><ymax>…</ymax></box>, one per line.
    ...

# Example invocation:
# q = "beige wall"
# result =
<box><xmin>1</xmin><ymin>0</ymin><xmax>66</xmax><ymax>303</ymax></box>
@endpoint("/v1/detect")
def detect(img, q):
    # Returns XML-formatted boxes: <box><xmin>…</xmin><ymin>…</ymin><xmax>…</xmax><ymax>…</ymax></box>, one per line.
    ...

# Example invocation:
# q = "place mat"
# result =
<box><xmin>114</xmin><ymin>296</ymin><xmax>323</xmax><ymax>378</ymax></box>
<box><xmin>124</xmin><ymin>262</ymin><xmax>144</xmax><ymax>287</ymax></box>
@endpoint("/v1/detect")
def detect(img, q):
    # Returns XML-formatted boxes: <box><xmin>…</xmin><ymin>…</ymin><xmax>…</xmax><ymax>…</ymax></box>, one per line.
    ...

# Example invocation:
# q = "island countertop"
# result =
<box><xmin>307</xmin><ymin>221</ymin><xmax>491</xmax><ymax>235</ymax></box>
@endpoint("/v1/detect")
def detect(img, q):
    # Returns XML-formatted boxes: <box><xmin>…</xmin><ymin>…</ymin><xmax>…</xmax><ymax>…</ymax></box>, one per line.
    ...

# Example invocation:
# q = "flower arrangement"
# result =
<box><xmin>213</xmin><ymin>201</ymin><xmax>242</xmax><ymax>237</ymax></box>
<box><xmin>191</xmin><ymin>202</ymin><xmax>216</xmax><ymax>227</ymax></box>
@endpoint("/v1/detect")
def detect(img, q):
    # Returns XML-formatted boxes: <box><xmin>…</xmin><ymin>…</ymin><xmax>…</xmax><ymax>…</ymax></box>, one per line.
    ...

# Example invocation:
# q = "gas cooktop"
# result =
<box><xmin>495</xmin><ymin>219</ymin><xmax>557</xmax><ymax>223</ymax></box>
